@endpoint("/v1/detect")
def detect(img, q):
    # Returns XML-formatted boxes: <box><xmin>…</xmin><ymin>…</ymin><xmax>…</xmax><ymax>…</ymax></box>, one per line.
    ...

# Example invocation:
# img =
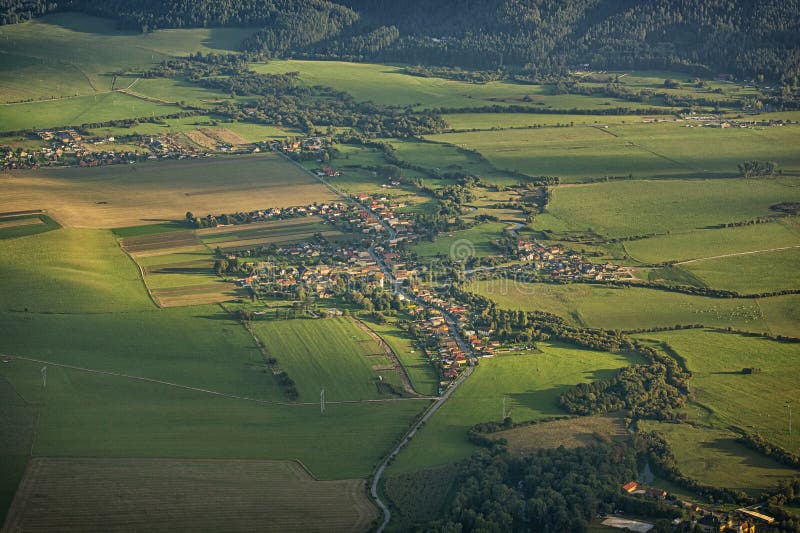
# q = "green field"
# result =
<box><xmin>539</xmin><ymin>178</ymin><xmax>800</xmax><ymax>238</ymax></box>
<box><xmin>0</xmin><ymin>214</ymin><xmax>60</xmax><ymax>240</ymax></box>
<box><xmin>367</xmin><ymin>319</ymin><xmax>440</xmax><ymax>397</ymax></box>
<box><xmin>636</xmin><ymin>329</ymin><xmax>800</xmax><ymax>452</ymax></box>
<box><xmin>638</xmin><ymin>422</ymin><xmax>798</xmax><ymax>495</ymax></box>
<box><xmin>426</xmin><ymin>123</ymin><xmax>800</xmax><ymax>182</ymax></box>
<box><xmin>250</xmin><ymin>317</ymin><xmax>411</xmax><ymax>401</ymax></box>
<box><xmin>443</xmin><ymin>113</ymin><xmax>661</xmax><ymax>130</ymax></box>
<box><xmin>0</xmin><ymin>228</ymin><xmax>153</xmax><ymax>313</ymax></box>
<box><xmin>412</xmin><ymin>222</ymin><xmax>508</xmax><ymax>258</ymax></box>
<box><xmin>0</xmin><ymin>13</ymin><xmax>252</xmax><ymax>103</ymax></box>
<box><xmin>624</xmin><ymin>221</ymin><xmax>800</xmax><ymax>264</ymax></box>
<box><xmin>468</xmin><ymin>280</ymin><xmax>776</xmax><ymax>332</ymax></box>
<box><xmin>759</xmin><ymin>294</ymin><xmax>800</xmax><ymax>338</ymax></box>
<box><xmin>682</xmin><ymin>247</ymin><xmax>800</xmax><ymax>293</ymax></box>
<box><xmin>388</xmin><ymin>344</ymin><xmax>640</xmax><ymax>472</ymax></box>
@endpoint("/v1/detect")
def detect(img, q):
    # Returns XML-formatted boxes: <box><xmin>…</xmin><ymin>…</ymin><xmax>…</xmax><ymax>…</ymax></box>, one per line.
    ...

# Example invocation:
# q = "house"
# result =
<box><xmin>622</xmin><ymin>481</ymin><xmax>638</xmax><ymax>493</ymax></box>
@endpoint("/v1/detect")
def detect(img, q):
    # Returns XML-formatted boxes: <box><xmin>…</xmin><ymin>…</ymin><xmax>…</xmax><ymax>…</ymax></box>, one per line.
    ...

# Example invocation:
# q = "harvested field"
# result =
<box><xmin>3</xmin><ymin>457</ymin><xmax>378</xmax><ymax>533</ymax></box>
<box><xmin>184</xmin><ymin>129</ymin><xmax>219</xmax><ymax>150</ymax></box>
<box><xmin>205</xmin><ymin>128</ymin><xmax>249</xmax><ymax>146</ymax></box>
<box><xmin>0</xmin><ymin>154</ymin><xmax>337</xmax><ymax>228</ymax></box>
<box><xmin>0</xmin><ymin>218</ymin><xmax>43</xmax><ymax>230</ymax></box>
<box><xmin>151</xmin><ymin>283</ymin><xmax>246</xmax><ymax>307</ymax></box>
<box><xmin>121</xmin><ymin>231</ymin><xmax>201</xmax><ymax>255</ymax></box>
<box><xmin>496</xmin><ymin>415</ymin><xmax>627</xmax><ymax>453</ymax></box>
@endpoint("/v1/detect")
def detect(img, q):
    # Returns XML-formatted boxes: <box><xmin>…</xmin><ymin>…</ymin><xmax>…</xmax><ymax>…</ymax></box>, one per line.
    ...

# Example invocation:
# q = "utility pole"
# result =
<box><xmin>320</xmin><ymin>388</ymin><xmax>325</xmax><ymax>415</ymax></box>
<box><xmin>787</xmin><ymin>402</ymin><xmax>792</xmax><ymax>436</ymax></box>
<box><xmin>502</xmin><ymin>397</ymin><xmax>506</xmax><ymax>420</ymax></box>
<box><xmin>41</xmin><ymin>366</ymin><xmax>47</xmax><ymax>388</ymax></box>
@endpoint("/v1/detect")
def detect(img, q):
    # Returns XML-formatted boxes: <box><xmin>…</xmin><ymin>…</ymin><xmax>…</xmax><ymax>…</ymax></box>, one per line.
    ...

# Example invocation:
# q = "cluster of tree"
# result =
<box><xmin>637</xmin><ymin>430</ymin><xmax>750</xmax><ymax>505</ymax></box>
<box><xmin>771</xmin><ymin>202</ymin><xmax>800</xmax><ymax>215</ymax></box>
<box><xmin>6</xmin><ymin>1</ymin><xmax>800</xmax><ymax>84</ymax></box>
<box><xmin>403</xmin><ymin>65</ymin><xmax>503</xmax><ymax>83</ymax></box>
<box><xmin>764</xmin><ymin>479</ymin><xmax>800</xmax><ymax>532</ymax></box>
<box><xmin>738</xmin><ymin>159</ymin><xmax>780</xmax><ymax>178</ymax></box>
<box><xmin>427</xmin><ymin>443</ymin><xmax>677</xmax><ymax>532</ymax></box>
<box><xmin>343</xmin><ymin>285</ymin><xmax>404</xmax><ymax>313</ymax></box>
<box><xmin>737</xmin><ymin>433</ymin><xmax>800</xmax><ymax>469</ymax></box>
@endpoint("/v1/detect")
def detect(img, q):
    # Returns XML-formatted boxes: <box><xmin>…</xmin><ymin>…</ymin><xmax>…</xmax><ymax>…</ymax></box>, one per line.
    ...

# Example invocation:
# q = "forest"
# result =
<box><xmin>2</xmin><ymin>0</ymin><xmax>799</xmax><ymax>83</ymax></box>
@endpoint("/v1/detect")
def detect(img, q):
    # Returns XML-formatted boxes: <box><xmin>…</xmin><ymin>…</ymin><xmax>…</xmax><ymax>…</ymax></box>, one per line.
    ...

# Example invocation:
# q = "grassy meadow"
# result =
<box><xmin>539</xmin><ymin>178</ymin><xmax>800</xmax><ymax>238</ymax></box>
<box><xmin>388</xmin><ymin>344</ymin><xmax>640</xmax><ymax>473</ymax></box>
<box><xmin>367</xmin><ymin>319</ymin><xmax>440</xmax><ymax>397</ymax></box>
<box><xmin>468</xmin><ymin>280</ymin><xmax>775</xmax><ymax>332</ymax></box>
<box><xmin>682</xmin><ymin>247</ymin><xmax>800</xmax><ymax>293</ymax></box>
<box><xmin>412</xmin><ymin>222</ymin><xmax>508</xmax><ymax>258</ymax></box>
<box><xmin>636</xmin><ymin>329</ymin><xmax>800</xmax><ymax>452</ymax></box>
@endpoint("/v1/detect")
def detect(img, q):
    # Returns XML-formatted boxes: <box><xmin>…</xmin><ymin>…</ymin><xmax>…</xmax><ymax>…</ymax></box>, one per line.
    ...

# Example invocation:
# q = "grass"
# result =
<box><xmin>443</xmin><ymin>113</ymin><xmax>661</xmax><ymax>130</ymax></box>
<box><xmin>388</xmin><ymin>343</ymin><xmax>640</xmax><ymax>472</ymax></box>
<box><xmin>367</xmin><ymin>320</ymin><xmax>440</xmax><ymax>397</ymax></box>
<box><xmin>426</xmin><ymin>123</ymin><xmax>800</xmax><ymax>182</ymax></box>
<box><xmin>0</xmin><ymin>153</ymin><xmax>337</xmax><ymax>228</ymax></box>
<box><xmin>496</xmin><ymin>414</ymin><xmax>627</xmax><ymax>453</ymax></box>
<box><xmin>253</xmin><ymin>60</ymin><xmax>663</xmax><ymax>112</ymax></box>
<box><xmin>250</xmin><ymin>317</ymin><xmax>407</xmax><ymax>401</ymax></box>
<box><xmin>0</xmin><ymin>91</ymin><xmax>182</xmax><ymax>132</ymax></box>
<box><xmin>0</xmin><ymin>228</ymin><xmax>153</xmax><ymax>313</ymax></box>
<box><xmin>758</xmin><ymin>294</ymin><xmax>800</xmax><ymax>338</ymax></box>
<box><xmin>0</xmin><ymin>214</ymin><xmax>60</xmax><ymax>240</ymax></box>
<box><xmin>624</xmin><ymin>221</ymin><xmax>800</xmax><ymax>264</ymax></box>
<box><xmin>4</xmin><ymin>457</ymin><xmax>378</xmax><ymax>532</ymax></box>
<box><xmin>112</xmin><ymin>221</ymin><xmax>191</xmax><ymax>239</ymax></box>
<box><xmin>682</xmin><ymin>247</ymin><xmax>800</xmax><ymax>293</ymax></box>
<box><xmin>468</xmin><ymin>280</ymin><xmax>773</xmax><ymax>332</ymax></box>
<box><xmin>0</xmin><ymin>356</ymin><xmax>425</xmax><ymax>481</ymax></box>
<box><xmin>637</xmin><ymin>422</ymin><xmax>798</xmax><ymax>495</ymax></box>
<box><xmin>0</xmin><ymin>12</ymin><xmax>252</xmax><ymax>103</ymax></box>
<box><xmin>412</xmin><ymin>222</ymin><xmax>508</xmax><ymax>258</ymax></box>
<box><xmin>539</xmin><ymin>178</ymin><xmax>800</xmax><ymax>239</ymax></box>
<box><xmin>635</xmin><ymin>329</ymin><xmax>800</xmax><ymax>453</ymax></box>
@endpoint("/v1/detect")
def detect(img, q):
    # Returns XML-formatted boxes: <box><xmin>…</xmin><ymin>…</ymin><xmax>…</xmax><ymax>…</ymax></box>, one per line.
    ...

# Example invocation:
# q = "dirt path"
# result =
<box><xmin>1</xmin><ymin>354</ymin><xmax>433</xmax><ymax>407</ymax></box>
<box><xmin>674</xmin><ymin>244</ymin><xmax>800</xmax><ymax>265</ymax></box>
<box><xmin>350</xmin><ymin>317</ymin><xmax>421</xmax><ymax>397</ymax></box>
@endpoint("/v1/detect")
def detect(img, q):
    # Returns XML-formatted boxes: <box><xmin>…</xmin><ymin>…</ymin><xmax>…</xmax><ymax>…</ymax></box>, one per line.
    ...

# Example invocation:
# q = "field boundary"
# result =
<box><xmin>117</xmin><ymin>242</ymin><xmax>161</xmax><ymax>309</ymax></box>
<box><xmin>674</xmin><ymin>244</ymin><xmax>800</xmax><ymax>265</ymax></box>
<box><xmin>350</xmin><ymin>317</ymin><xmax>422</xmax><ymax>397</ymax></box>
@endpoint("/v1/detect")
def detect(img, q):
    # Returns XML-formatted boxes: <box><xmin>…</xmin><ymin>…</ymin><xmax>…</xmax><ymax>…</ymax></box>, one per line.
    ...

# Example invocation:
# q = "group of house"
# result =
<box><xmin>517</xmin><ymin>240</ymin><xmax>628</xmax><ymax>281</ymax></box>
<box><xmin>3</xmin><ymin>130</ymin><xmax>140</xmax><ymax>171</ymax></box>
<box><xmin>354</xmin><ymin>193</ymin><xmax>416</xmax><ymax>242</ymax></box>
<box><xmin>621</xmin><ymin>482</ymin><xmax>769</xmax><ymax>532</ymax></box>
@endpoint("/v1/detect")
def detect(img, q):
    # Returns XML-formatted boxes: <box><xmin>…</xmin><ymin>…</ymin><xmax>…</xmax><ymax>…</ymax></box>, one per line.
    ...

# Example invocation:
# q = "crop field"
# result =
<box><xmin>426</xmin><ymin>123</ymin><xmax>800</xmax><ymax>182</ymax></box>
<box><xmin>366</xmin><ymin>320</ymin><xmax>440</xmax><ymax>397</ymax></box>
<box><xmin>0</xmin><ymin>228</ymin><xmax>153</xmax><ymax>313</ymax></box>
<box><xmin>0</xmin><ymin>154</ymin><xmax>337</xmax><ymax>228</ymax></box>
<box><xmin>468</xmin><ymin>280</ymin><xmax>778</xmax><ymax>332</ymax></box>
<box><xmin>635</xmin><ymin>329</ymin><xmax>800</xmax><ymax>452</ymax></box>
<box><xmin>624</xmin><ymin>221</ymin><xmax>800</xmax><ymax>264</ymax></box>
<box><xmin>0</xmin><ymin>13</ymin><xmax>252</xmax><ymax>102</ymax></box>
<box><xmin>412</xmin><ymin>222</ymin><xmax>508</xmax><ymax>258</ymax></box>
<box><xmin>637</xmin><ymin>422</ymin><xmax>798</xmax><ymax>495</ymax></box>
<box><xmin>389</xmin><ymin>344</ymin><xmax>641</xmax><ymax>472</ymax></box>
<box><xmin>496</xmin><ymin>415</ymin><xmax>627</xmax><ymax>452</ymax></box>
<box><xmin>198</xmin><ymin>217</ymin><xmax>349</xmax><ymax>250</ymax></box>
<box><xmin>538</xmin><ymin>178</ymin><xmax>800</xmax><ymax>239</ymax></box>
<box><xmin>4</xmin><ymin>457</ymin><xmax>378</xmax><ymax>533</ymax></box>
<box><xmin>250</xmin><ymin>317</ymin><xmax>413</xmax><ymax>401</ymax></box>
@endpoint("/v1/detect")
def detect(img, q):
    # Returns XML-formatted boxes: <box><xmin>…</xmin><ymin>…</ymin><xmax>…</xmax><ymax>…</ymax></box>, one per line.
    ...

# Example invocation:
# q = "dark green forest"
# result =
<box><xmin>2</xmin><ymin>0</ymin><xmax>799</xmax><ymax>82</ymax></box>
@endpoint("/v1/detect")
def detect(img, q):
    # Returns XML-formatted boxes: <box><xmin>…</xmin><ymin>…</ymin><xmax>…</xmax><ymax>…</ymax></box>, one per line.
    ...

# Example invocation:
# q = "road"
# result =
<box><xmin>285</xmin><ymin>152</ymin><xmax>478</xmax><ymax>530</ymax></box>
<box><xmin>673</xmin><ymin>244</ymin><xmax>800</xmax><ymax>265</ymax></box>
<box><xmin>370</xmin><ymin>364</ymin><xmax>474</xmax><ymax>532</ymax></box>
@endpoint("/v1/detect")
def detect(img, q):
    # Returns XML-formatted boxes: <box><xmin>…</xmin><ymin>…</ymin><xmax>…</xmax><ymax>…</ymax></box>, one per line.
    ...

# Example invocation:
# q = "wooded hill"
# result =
<box><xmin>2</xmin><ymin>0</ymin><xmax>798</xmax><ymax>82</ymax></box>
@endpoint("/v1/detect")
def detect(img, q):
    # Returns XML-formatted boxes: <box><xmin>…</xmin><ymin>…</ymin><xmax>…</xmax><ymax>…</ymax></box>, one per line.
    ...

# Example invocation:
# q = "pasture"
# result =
<box><xmin>367</xmin><ymin>320</ymin><xmax>440</xmax><ymax>397</ymax></box>
<box><xmin>250</xmin><ymin>317</ymin><xmax>413</xmax><ymax>401</ymax></box>
<box><xmin>442</xmin><ymin>113</ymin><xmax>665</xmax><ymax>130</ymax></box>
<box><xmin>539</xmin><ymin>178</ymin><xmax>800</xmax><ymax>238</ymax></box>
<box><xmin>468</xmin><ymin>280</ymin><xmax>774</xmax><ymax>332</ymax></box>
<box><xmin>624</xmin><ymin>221</ymin><xmax>800</xmax><ymax>264</ymax></box>
<box><xmin>253</xmin><ymin>60</ymin><xmax>663</xmax><ymax>112</ymax></box>
<box><xmin>759</xmin><ymin>294</ymin><xmax>800</xmax><ymax>338</ymax></box>
<box><xmin>412</xmin><ymin>222</ymin><xmax>508</xmax><ymax>258</ymax></box>
<box><xmin>426</xmin><ymin>123</ymin><xmax>800</xmax><ymax>182</ymax></box>
<box><xmin>635</xmin><ymin>329</ymin><xmax>800</xmax><ymax>452</ymax></box>
<box><xmin>637</xmin><ymin>422</ymin><xmax>798</xmax><ymax>495</ymax></box>
<box><xmin>0</xmin><ymin>13</ymin><xmax>252</xmax><ymax>103</ymax></box>
<box><xmin>4</xmin><ymin>458</ymin><xmax>378</xmax><ymax>532</ymax></box>
<box><xmin>0</xmin><ymin>154</ymin><xmax>337</xmax><ymax>228</ymax></box>
<box><xmin>388</xmin><ymin>344</ymin><xmax>640</xmax><ymax>472</ymax></box>
<box><xmin>681</xmin><ymin>247</ymin><xmax>800</xmax><ymax>293</ymax></box>
<box><xmin>495</xmin><ymin>415</ymin><xmax>627</xmax><ymax>453</ymax></box>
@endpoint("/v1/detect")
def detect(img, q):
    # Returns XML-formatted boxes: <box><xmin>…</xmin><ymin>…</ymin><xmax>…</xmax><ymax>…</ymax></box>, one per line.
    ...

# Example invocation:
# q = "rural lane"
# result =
<box><xmin>370</xmin><ymin>365</ymin><xmax>474</xmax><ymax>533</ymax></box>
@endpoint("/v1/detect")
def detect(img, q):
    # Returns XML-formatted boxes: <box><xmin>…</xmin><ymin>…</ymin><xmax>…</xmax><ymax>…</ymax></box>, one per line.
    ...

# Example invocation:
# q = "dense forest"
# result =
<box><xmin>2</xmin><ymin>0</ymin><xmax>799</xmax><ymax>83</ymax></box>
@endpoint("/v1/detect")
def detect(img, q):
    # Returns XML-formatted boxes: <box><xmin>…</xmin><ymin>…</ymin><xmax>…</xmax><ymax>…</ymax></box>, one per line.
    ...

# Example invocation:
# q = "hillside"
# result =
<box><xmin>2</xmin><ymin>0</ymin><xmax>799</xmax><ymax>81</ymax></box>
